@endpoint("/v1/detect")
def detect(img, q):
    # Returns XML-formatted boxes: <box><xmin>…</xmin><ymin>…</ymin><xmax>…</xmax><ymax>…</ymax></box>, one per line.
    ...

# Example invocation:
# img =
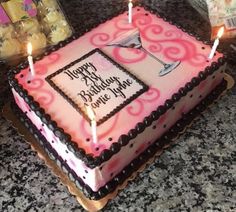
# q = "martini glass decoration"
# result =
<box><xmin>107</xmin><ymin>29</ymin><xmax>181</xmax><ymax>76</ymax></box>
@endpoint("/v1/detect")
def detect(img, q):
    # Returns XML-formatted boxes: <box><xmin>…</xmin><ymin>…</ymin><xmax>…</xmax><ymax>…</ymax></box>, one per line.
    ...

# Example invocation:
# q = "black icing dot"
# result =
<box><xmin>85</xmin><ymin>170</ymin><xmax>88</xmax><ymax>174</ymax></box>
<box><xmin>20</xmin><ymin>74</ymin><xmax>24</xmax><ymax>78</ymax></box>
<box><xmin>65</xmin><ymin>159</ymin><xmax>67</xmax><ymax>163</ymax></box>
<box><xmin>190</xmin><ymin>94</ymin><xmax>193</xmax><ymax>98</ymax></box>
<box><xmin>42</xmin><ymin>124</ymin><xmax>44</xmax><ymax>127</ymax></box>
<box><xmin>145</xmin><ymin>13</ymin><xmax>149</xmax><ymax>16</ymax></box>
<box><xmin>152</xmin><ymin>125</ymin><xmax>156</xmax><ymax>130</ymax></box>
<box><xmin>95</xmin><ymin>147</ymin><xmax>100</xmax><ymax>151</ymax></box>
<box><xmin>137</xmin><ymin>8</ymin><xmax>140</xmax><ymax>11</ymax></box>
<box><xmin>39</xmin><ymin>129</ymin><xmax>42</xmax><ymax>132</ymax></box>
<box><xmin>206</xmin><ymin>60</ymin><xmax>209</xmax><ymax>62</ymax></box>
<box><xmin>27</xmin><ymin>80</ymin><xmax>31</xmax><ymax>84</ymax></box>
<box><xmin>220</xmin><ymin>70</ymin><xmax>224</xmax><ymax>73</ymax></box>
<box><xmin>86</xmin><ymin>138</ymin><xmax>90</xmax><ymax>142</ymax></box>
<box><xmin>163</xmin><ymin>124</ymin><xmax>167</xmax><ymax>128</ymax></box>
<box><xmin>212</xmin><ymin>75</ymin><xmax>216</xmax><ymax>79</ymax></box>
<box><xmin>65</xmin><ymin>150</ymin><xmax>69</xmax><ymax>154</ymax></box>
<box><xmin>24</xmin><ymin>111</ymin><xmax>27</xmax><ymax>114</ymax></box>
<box><xmin>201</xmin><ymin>47</ymin><xmax>205</xmax><ymax>50</ymax></box>
<box><xmin>129</xmin><ymin>143</ymin><xmax>134</xmax><ymax>148</ymax></box>
<box><xmin>99</xmin><ymin>166</ymin><xmax>103</xmax><ymax>171</ymax></box>
<box><xmin>52</xmin><ymin>140</ymin><xmax>54</xmax><ymax>143</ymax></box>
<box><xmin>135</xmin><ymin>150</ymin><xmax>139</xmax><ymax>154</ymax></box>
<box><xmin>83</xmin><ymin>176</ymin><xmax>86</xmax><ymax>180</ymax></box>
<box><xmin>199</xmin><ymin>95</ymin><xmax>202</xmax><ymax>98</ymax></box>
<box><xmin>172</xmin><ymin>106</ymin><xmax>175</xmax><ymax>110</ymax></box>
<box><xmin>108</xmin><ymin>137</ymin><xmax>113</xmax><ymax>142</ymax></box>
<box><xmin>110</xmin><ymin>173</ymin><xmax>114</xmax><ymax>177</ymax></box>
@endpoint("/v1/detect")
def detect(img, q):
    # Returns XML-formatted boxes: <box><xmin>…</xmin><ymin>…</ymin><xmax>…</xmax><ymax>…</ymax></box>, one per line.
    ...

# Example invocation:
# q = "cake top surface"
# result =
<box><xmin>14</xmin><ymin>7</ymin><xmax>222</xmax><ymax>158</ymax></box>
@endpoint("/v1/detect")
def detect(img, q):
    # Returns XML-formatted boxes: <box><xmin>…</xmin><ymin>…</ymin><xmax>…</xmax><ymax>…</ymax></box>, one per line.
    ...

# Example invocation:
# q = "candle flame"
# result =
<box><xmin>217</xmin><ymin>27</ymin><xmax>224</xmax><ymax>38</ymax></box>
<box><xmin>129</xmin><ymin>0</ymin><xmax>132</xmax><ymax>3</ymax></box>
<box><xmin>27</xmin><ymin>43</ymin><xmax>33</xmax><ymax>55</ymax></box>
<box><xmin>85</xmin><ymin>105</ymin><xmax>96</xmax><ymax>121</ymax></box>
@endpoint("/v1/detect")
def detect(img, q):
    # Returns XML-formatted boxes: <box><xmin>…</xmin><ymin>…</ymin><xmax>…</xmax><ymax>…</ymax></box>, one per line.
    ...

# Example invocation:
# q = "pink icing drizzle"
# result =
<box><xmin>113</xmin><ymin>48</ymin><xmax>146</xmax><ymax>64</ymax></box>
<box><xmin>90</xmin><ymin>33</ymin><xmax>111</xmax><ymax>47</ymax></box>
<box><xmin>126</xmin><ymin>88</ymin><xmax>160</xmax><ymax>116</ymax></box>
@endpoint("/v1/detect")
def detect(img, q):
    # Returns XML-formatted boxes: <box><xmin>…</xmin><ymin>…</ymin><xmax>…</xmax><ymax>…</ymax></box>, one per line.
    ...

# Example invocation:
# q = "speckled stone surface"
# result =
<box><xmin>1</xmin><ymin>0</ymin><xmax>236</xmax><ymax>211</ymax></box>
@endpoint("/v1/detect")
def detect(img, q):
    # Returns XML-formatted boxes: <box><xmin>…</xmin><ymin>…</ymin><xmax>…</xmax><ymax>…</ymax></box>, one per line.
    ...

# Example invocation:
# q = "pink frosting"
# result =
<box><xmin>15</xmin><ymin>7</ymin><xmax>222</xmax><ymax>157</ymax></box>
<box><xmin>12</xmin><ymin>7</ymin><xmax>227</xmax><ymax>193</ymax></box>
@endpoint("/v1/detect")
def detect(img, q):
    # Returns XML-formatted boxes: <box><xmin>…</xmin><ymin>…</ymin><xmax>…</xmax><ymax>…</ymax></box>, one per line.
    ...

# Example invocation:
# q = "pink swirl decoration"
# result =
<box><xmin>188</xmin><ymin>54</ymin><xmax>208</xmax><ymax>67</ymax></box>
<box><xmin>162</xmin><ymin>39</ymin><xmax>198</xmax><ymax>61</ymax></box>
<box><xmin>140</xmin><ymin>87</ymin><xmax>161</xmax><ymax>102</ymax></box>
<box><xmin>141</xmin><ymin>24</ymin><xmax>204</xmax><ymax>62</ymax></box>
<box><xmin>34</xmin><ymin>53</ymin><xmax>60</xmax><ymax>75</ymax></box>
<box><xmin>126</xmin><ymin>88</ymin><xmax>160</xmax><ymax>116</ymax></box>
<box><xmin>148</xmin><ymin>44</ymin><xmax>162</xmax><ymax>53</ymax></box>
<box><xmin>34</xmin><ymin>89</ymin><xmax>54</xmax><ymax>106</ymax></box>
<box><xmin>126</xmin><ymin>99</ymin><xmax>144</xmax><ymax>116</ymax></box>
<box><xmin>24</xmin><ymin>78</ymin><xmax>44</xmax><ymax>90</ymax></box>
<box><xmin>113</xmin><ymin>48</ymin><xmax>146</xmax><ymax>64</ymax></box>
<box><xmin>142</xmin><ymin>24</ymin><xmax>164</xmax><ymax>42</ymax></box>
<box><xmin>90</xmin><ymin>33</ymin><xmax>111</xmax><ymax>47</ymax></box>
<box><xmin>114</xmin><ymin>17</ymin><xmax>134</xmax><ymax>30</ymax></box>
<box><xmin>164</xmin><ymin>29</ymin><xmax>183</xmax><ymax>39</ymax></box>
<box><xmin>132</xmin><ymin>13</ymin><xmax>153</xmax><ymax>29</ymax></box>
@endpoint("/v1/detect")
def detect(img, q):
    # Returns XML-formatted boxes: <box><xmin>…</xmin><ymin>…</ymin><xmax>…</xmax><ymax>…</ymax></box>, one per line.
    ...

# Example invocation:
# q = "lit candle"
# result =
<box><xmin>86</xmin><ymin>106</ymin><xmax>98</xmax><ymax>144</ymax></box>
<box><xmin>128</xmin><ymin>0</ymin><xmax>133</xmax><ymax>24</ymax></box>
<box><xmin>208</xmin><ymin>27</ymin><xmax>224</xmax><ymax>59</ymax></box>
<box><xmin>27</xmin><ymin>43</ymin><xmax>35</xmax><ymax>76</ymax></box>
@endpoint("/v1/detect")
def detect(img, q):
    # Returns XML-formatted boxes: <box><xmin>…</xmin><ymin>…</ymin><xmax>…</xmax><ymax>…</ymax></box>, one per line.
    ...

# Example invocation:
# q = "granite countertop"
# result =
<box><xmin>0</xmin><ymin>0</ymin><xmax>236</xmax><ymax>211</ymax></box>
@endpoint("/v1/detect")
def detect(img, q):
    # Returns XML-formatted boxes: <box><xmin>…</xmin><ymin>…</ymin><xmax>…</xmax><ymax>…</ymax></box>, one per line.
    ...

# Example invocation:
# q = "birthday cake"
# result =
<box><xmin>9</xmin><ymin>7</ymin><xmax>227</xmax><ymax>200</ymax></box>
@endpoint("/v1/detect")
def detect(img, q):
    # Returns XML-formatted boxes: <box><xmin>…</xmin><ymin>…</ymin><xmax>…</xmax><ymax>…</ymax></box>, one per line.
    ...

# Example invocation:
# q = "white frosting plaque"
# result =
<box><xmin>46</xmin><ymin>49</ymin><xmax>148</xmax><ymax>125</ymax></box>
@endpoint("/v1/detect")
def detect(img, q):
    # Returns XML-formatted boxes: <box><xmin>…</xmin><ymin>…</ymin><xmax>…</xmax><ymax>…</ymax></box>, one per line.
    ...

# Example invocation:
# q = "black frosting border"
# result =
<box><xmin>45</xmin><ymin>48</ymin><xmax>149</xmax><ymax>126</ymax></box>
<box><xmin>11</xmin><ymin>79</ymin><xmax>227</xmax><ymax>200</ymax></box>
<box><xmin>8</xmin><ymin>6</ymin><xmax>227</xmax><ymax>170</ymax></box>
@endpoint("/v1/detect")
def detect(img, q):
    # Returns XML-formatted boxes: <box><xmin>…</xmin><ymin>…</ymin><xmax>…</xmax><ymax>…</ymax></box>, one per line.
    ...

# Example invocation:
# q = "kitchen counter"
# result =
<box><xmin>0</xmin><ymin>0</ymin><xmax>235</xmax><ymax>211</ymax></box>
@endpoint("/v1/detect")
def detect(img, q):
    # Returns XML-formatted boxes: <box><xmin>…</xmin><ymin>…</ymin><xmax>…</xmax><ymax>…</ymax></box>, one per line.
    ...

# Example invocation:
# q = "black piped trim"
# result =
<box><xmin>8</xmin><ymin>7</ymin><xmax>227</xmax><ymax>169</ymax></box>
<box><xmin>10</xmin><ymin>78</ymin><xmax>227</xmax><ymax>200</ymax></box>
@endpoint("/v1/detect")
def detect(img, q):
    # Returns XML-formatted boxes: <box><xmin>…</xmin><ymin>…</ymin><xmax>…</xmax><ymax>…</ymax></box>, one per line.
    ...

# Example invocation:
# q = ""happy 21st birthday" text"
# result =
<box><xmin>63</xmin><ymin>62</ymin><xmax>133</xmax><ymax>109</ymax></box>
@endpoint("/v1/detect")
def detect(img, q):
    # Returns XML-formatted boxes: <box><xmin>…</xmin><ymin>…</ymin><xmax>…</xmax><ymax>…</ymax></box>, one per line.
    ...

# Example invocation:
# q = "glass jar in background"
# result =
<box><xmin>14</xmin><ymin>17</ymin><xmax>47</xmax><ymax>51</ymax></box>
<box><xmin>1</xmin><ymin>0</ymin><xmax>47</xmax><ymax>54</ymax></box>
<box><xmin>0</xmin><ymin>5</ymin><xmax>22</xmax><ymax>59</ymax></box>
<box><xmin>0</xmin><ymin>0</ymin><xmax>73</xmax><ymax>61</ymax></box>
<box><xmin>36</xmin><ymin>0</ymin><xmax>72</xmax><ymax>45</ymax></box>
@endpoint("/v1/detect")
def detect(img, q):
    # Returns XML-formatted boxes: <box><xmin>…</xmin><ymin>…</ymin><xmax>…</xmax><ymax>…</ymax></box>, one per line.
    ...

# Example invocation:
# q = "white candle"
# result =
<box><xmin>128</xmin><ymin>0</ymin><xmax>133</xmax><ymax>24</ymax></box>
<box><xmin>91</xmin><ymin>119</ymin><xmax>97</xmax><ymax>144</ymax></box>
<box><xmin>86</xmin><ymin>106</ymin><xmax>98</xmax><ymax>144</ymax></box>
<box><xmin>208</xmin><ymin>27</ymin><xmax>224</xmax><ymax>59</ymax></box>
<box><xmin>27</xmin><ymin>43</ymin><xmax>35</xmax><ymax>76</ymax></box>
